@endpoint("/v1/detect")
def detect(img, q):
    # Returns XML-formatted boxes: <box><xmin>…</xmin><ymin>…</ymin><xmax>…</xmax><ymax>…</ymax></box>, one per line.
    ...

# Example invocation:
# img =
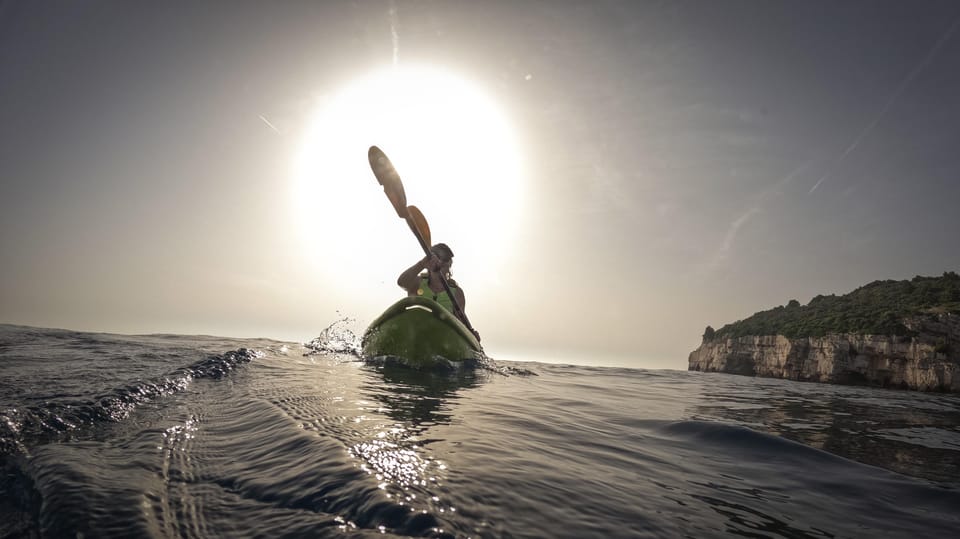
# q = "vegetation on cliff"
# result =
<box><xmin>708</xmin><ymin>272</ymin><xmax>960</xmax><ymax>339</ymax></box>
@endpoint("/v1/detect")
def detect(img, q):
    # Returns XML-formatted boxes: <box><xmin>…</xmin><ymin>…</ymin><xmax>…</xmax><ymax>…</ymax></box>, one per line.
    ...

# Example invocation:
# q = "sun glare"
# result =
<box><xmin>293</xmin><ymin>64</ymin><xmax>524</xmax><ymax>305</ymax></box>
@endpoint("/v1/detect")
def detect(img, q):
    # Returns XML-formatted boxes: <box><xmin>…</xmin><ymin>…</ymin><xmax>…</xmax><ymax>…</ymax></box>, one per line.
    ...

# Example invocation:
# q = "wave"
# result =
<box><xmin>0</xmin><ymin>348</ymin><xmax>263</xmax><ymax>456</ymax></box>
<box><xmin>653</xmin><ymin>420</ymin><xmax>960</xmax><ymax>525</ymax></box>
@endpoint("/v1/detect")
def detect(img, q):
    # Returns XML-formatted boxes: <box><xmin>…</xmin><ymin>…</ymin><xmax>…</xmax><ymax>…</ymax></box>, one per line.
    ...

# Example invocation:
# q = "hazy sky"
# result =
<box><xmin>2</xmin><ymin>1</ymin><xmax>959</xmax><ymax>369</ymax></box>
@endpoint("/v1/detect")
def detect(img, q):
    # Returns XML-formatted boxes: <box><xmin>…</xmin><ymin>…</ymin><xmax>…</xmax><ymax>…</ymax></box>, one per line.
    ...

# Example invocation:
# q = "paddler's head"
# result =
<box><xmin>431</xmin><ymin>243</ymin><xmax>454</xmax><ymax>263</ymax></box>
<box><xmin>429</xmin><ymin>243</ymin><xmax>454</xmax><ymax>274</ymax></box>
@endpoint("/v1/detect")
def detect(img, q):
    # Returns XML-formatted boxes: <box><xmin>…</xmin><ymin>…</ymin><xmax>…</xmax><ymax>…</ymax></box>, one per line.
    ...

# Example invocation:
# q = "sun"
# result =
<box><xmin>292</xmin><ymin>64</ymin><xmax>525</xmax><ymax>307</ymax></box>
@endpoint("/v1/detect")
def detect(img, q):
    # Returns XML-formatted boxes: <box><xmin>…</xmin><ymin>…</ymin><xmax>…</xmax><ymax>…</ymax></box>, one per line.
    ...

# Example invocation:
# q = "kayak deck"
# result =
<box><xmin>361</xmin><ymin>296</ymin><xmax>482</xmax><ymax>369</ymax></box>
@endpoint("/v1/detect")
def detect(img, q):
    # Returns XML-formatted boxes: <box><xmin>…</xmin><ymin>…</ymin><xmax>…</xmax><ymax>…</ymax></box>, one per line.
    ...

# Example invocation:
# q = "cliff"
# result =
<box><xmin>689</xmin><ymin>313</ymin><xmax>960</xmax><ymax>391</ymax></box>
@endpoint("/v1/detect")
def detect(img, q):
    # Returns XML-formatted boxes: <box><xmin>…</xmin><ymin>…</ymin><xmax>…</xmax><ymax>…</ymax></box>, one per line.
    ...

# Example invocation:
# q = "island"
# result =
<box><xmin>688</xmin><ymin>273</ymin><xmax>960</xmax><ymax>391</ymax></box>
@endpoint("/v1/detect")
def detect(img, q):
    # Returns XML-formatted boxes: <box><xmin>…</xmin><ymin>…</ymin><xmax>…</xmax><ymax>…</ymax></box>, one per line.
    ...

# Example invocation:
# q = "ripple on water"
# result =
<box><xmin>5</xmin><ymin>328</ymin><xmax>960</xmax><ymax>538</ymax></box>
<box><xmin>873</xmin><ymin>427</ymin><xmax>960</xmax><ymax>450</ymax></box>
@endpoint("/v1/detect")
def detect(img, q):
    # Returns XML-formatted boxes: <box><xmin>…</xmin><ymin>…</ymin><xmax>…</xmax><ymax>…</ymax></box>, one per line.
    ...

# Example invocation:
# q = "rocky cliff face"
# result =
<box><xmin>688</xmin><ymin>314</ymin><xmax>960</xmax><ymax>391</ymax></box>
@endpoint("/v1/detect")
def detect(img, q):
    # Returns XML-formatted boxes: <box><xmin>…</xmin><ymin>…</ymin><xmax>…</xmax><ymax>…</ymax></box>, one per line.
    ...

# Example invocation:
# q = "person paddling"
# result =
<box><xmin>397</xmin><ymin>243</ymin><xmax>474</xmax><ymax>335</ymax></box>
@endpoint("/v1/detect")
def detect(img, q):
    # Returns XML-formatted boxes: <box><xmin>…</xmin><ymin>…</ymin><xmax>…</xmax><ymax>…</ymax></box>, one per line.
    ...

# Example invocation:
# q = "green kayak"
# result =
<box><xmin>361</xmin><ymin>296</ymin><xmax>483</xmax><ymax>369</ymax></box>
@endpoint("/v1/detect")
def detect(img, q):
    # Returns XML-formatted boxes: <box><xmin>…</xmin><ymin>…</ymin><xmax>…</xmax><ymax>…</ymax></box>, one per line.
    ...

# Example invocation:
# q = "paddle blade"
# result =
<box><xmin>368</xmin><ymin>146</ymin><xmax>407</xmax><ymax>218</ymax></box>
<box><xmin>406</xmin><ymin>205</ymin><xmax>431</xmax><ymax>247</ymax></box>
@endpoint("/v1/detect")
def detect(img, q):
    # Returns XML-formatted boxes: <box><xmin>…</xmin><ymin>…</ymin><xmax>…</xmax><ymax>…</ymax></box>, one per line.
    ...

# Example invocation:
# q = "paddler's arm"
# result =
<box><xmin>397</xmin><ymin>257</ymin><xmax>426</xmax><ymax>295</ymax></box>
<box><xmin>398</xmin><ymin>254</ymin><xmax>440</xmax><ymax>295</ymax></box>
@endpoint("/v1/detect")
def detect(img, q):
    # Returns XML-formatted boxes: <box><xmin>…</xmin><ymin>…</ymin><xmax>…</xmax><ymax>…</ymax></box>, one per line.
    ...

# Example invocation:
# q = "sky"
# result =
<box><xmin>2</xmin><ymin>1</ymin><xmax>960</xmax><ymax>370</ymax></box>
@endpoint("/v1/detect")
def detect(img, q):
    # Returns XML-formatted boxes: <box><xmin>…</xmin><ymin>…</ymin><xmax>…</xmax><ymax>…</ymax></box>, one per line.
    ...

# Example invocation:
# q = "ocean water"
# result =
<box><xmin>1</xmin><ymin>324</ymin><xmax>959</xmax><ymax>538</ymax></box>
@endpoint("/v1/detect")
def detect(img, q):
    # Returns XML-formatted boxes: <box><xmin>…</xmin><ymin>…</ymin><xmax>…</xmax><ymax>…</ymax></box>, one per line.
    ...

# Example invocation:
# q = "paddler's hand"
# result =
<box><xmin>425</xmin><ymin>253</ymin><xmax>443</xmax><ymax>272</ymax></box>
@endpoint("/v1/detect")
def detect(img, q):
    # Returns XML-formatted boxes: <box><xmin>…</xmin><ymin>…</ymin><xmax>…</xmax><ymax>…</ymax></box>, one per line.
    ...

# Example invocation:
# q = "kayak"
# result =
<box><xmin>361</xmin><ymin>296</ymin><xmax>483</xmax><ymax>369</ymax></box>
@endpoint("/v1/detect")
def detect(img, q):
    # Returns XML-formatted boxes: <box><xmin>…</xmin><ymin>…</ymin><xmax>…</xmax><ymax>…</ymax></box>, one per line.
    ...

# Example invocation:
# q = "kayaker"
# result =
<box><xmin>397</xmin><ymin>243</ymin><xmax>470</xmax><ymax>327</ymax></box>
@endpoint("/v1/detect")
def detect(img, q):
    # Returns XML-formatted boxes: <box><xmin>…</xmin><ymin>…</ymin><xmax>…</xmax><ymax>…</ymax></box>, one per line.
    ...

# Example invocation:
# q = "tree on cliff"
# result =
<box><xmin>711</xmin><ymin>273</ymin><xmax>960</xmax><ymax>339</ymax></box>
<box><xmin>703</xmin><ymin>326</ymin><xmax>715</xmax><ymax>341</ymax></box>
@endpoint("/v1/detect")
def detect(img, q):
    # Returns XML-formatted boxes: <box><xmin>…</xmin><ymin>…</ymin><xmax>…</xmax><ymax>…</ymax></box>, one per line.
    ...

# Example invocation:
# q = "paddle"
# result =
<box><xmin>367</xmin><ymin>145</ymin><xmax>481</xmax><ymax>342</ymax></box>
<box><xmin>406</xmin><ymin>205</ymin><xmax>431</xmax><ymax>253</ymax></box>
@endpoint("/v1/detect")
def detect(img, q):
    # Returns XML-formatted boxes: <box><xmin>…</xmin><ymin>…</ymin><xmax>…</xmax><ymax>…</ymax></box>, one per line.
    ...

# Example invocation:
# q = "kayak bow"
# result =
<box><xmin>361</xmin><ymin>296</ymin><xmax>483</xmax><ymax>369</ymax></box>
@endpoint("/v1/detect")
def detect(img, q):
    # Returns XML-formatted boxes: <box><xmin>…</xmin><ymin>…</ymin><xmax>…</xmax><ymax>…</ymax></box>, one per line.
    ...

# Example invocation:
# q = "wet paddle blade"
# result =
<box><xmin>406</xmin><ymin>205</ymin><xmax>431</xmax><ymax>248</ymax></box>
<box><xmin>368</xmin><ymin>146</ymin><xmax>407</xmax><ymax>218</ymax></box>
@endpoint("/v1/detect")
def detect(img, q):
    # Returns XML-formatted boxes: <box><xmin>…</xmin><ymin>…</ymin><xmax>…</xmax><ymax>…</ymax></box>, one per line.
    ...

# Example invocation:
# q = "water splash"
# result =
<box><xmin>304</xmin><ymin>318</ymin><xmax>362</xmax><ymax>357</ymax></box>
<box><xmin>476</xmin><ymin>352</ymin><xmax>537</xmax><ymax>376</ymax></box>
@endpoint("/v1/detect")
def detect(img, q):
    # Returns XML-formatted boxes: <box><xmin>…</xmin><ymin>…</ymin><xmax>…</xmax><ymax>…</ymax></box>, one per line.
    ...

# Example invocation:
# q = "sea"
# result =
<box><xmin>1</xmin><ymin>323</ymin><xmax>959</xmax><ymax>539</ymax></box>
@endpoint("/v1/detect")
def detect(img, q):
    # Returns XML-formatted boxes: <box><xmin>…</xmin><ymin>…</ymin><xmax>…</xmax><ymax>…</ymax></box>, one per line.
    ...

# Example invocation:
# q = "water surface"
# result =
<box><xmin>2</xmin><ymin>324</ymin><xmax>958</xmax><ymax>538</ymax></box>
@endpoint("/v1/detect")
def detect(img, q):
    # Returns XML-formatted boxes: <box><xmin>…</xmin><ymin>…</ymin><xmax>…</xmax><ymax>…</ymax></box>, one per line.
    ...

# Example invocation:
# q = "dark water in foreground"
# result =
<box><xmin>1</xmin><ymin>324</ymin><xmax>959</xmax><ymax>538</ymax></box>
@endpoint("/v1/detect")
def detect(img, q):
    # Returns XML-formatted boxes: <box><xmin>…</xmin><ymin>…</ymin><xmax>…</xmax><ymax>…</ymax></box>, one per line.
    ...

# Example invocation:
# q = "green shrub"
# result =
<box><xmin>714</xmin><ymin>273</ymin><xmax>960</xmax><ymax>339</ymax></box>
<box><xmin>703</xmin><ymin>325</ymin><xmax>716</xmax><ymax>340</ymax></box>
